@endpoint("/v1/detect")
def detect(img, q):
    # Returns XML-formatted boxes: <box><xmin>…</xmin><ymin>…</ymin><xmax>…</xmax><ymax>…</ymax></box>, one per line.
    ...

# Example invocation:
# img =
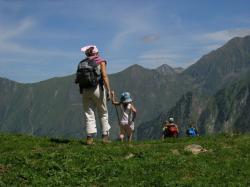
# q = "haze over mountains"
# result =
<box><xmin>0</xmin><ymin>36</ymin><xmax>250</xmax><ymax>140</ymax></box>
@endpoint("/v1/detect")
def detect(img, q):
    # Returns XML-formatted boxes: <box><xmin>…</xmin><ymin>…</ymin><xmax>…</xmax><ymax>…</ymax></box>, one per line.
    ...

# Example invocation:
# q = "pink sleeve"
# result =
<box><xmin>95</xmin><ymin>56</ymin><xmax>107</xmax><ymax>65</ymax></box>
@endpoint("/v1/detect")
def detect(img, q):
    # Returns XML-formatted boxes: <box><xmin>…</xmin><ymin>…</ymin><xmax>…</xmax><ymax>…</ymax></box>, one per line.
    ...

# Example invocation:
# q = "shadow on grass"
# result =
<box><xmin>49</xmin><ymin>138</ymin><xmax>71</xmax><ymax>144</ymax></box>
<box><xmin>79</xmin><ymin>140</ymin><xmax>89</xmax><ymax>145</ymax></box>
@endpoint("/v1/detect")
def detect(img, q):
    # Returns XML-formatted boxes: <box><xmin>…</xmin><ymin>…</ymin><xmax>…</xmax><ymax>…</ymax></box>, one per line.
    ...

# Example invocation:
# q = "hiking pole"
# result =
<box><xmin>112</xmin><ymin>91</ymin><xmax>120</xmax><ymax>126</ymax></box>
<box><xmin>114</xmin><ymin>105</ymin><xmax>120</xmax><ymax>126</ymax></box>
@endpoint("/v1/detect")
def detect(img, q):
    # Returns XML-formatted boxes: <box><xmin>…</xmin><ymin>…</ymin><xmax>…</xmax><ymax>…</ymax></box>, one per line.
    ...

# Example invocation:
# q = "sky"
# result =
<box><xmin>0</xmin><ymin>0</ymin><xmax>250</xmax><ymax>83</ymax></box>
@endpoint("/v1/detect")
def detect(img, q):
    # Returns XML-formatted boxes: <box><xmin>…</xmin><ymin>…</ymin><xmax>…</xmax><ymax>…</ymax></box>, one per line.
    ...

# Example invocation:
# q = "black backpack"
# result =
<box><xmin>75</xmin><ymin>58</ymin><xmax>101</xmax><ymax>89</ymax></box>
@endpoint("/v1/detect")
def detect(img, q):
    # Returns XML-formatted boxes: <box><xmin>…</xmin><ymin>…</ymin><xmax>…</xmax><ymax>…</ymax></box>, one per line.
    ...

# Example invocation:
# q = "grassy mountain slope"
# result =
<box><xmin>1</xmin><ymin>133</ymin><xmax>250</xmax><ymax>186</ymax></box>
<box><xmin>0</xmin><ymin>78</ymin><xmax>22</xmax><ymax>127</ymax></box>
<box><xmin>139</xmin><ymin>70</ymin><xmax>250</xmax><ymax>140</ymax></box>
<box><xmin>137</xmin><ymin>91</ymin><xmax>207</xmax><ymax>140</ymax></box>
<box><xmin>197</xmin><ymin>71</ymin><xmax>250</xmax><ymax>134</ymax></box>
<box><xmin>184</xmin><ymin>35</ymin><xmax>250</xmax><ymax>95</ymax></box>
<box><xmin>0</xmin><ymin>76</ymin><xmax>84</xmax><ymax>138</ymax></box>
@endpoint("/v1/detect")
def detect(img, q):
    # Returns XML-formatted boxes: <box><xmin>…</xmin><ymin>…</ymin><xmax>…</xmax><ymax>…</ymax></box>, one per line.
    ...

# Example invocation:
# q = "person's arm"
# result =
<box><xmin>111</xmin><ymin>91</ymin><xmax>120</xmax><ymax>105</ymax></box>
<box><xmin>162</xmin><ymin>124</ymin><xmax>167</xmax><ymax>131</ymax></box>
<box><xmin>175</xmin><ymin>124</ymin><xmax>179</xmax><ymax>133</ymax></box>
<box><xmin>75</xmin><ymin>63</ymin><xmax>80</xmax><ymax>84</ymax></box>
<box><xmin>130</xmin><ymin>104</ymin><xmax>137</xmax><ymax>122</ymax></box>
<box><xmin>100</xmin><ymin>61</ymin><xmax>111</xmax><ymax>99</ymax></box>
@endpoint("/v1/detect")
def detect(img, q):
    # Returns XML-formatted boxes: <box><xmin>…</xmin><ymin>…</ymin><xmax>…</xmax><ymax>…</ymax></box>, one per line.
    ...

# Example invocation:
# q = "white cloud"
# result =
<box><xmin>199</xmin><ymin>28</ymin><xmax>250</xmax><ymax>42</ymax></box>
<box><xmin>0</xmin><ymin>17</ymin><xmax>35</xmax><ymax>41</ymax></box>
<box><xmin>206</xmin><ymin>44</ymin><xmax>223</xmax><ymax>50</ymax></box>
<box><xmin>110</xmin><ymin>10</ymin><xmax>184</xmax><ymax>51</ymax></box>
<box><xmin>139</xmin><ymin>52</ymin><xmax>180</xmax><ymax>61</ymax></box>
<box><xmin>0</xmin><ymin>17</ymin><xmax>78</xmax><ymax>65</ymax></box>
<box><xmin>109</xmin><ymin>6</ymin><xmax>158</xmax><ymax>50</ymax></box>
<box><xmin>192</xmin><ymin>28</ymin><xmax>250</xmax><ymax>59</ymax></box>
<box><xmin>111</xmin><ymin>28</ymin><xmax>137</xmax><ymax>49</ymax></box>
<box><xmin>0</xmin><ymin>42</ymin><xmax>77</xmax><ymax>59</ymax></box>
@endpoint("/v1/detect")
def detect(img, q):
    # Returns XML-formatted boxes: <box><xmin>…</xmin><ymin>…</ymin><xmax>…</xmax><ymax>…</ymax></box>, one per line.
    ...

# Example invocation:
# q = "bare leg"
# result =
<box><xmin>128</xmin><ymin>133</ymin><xmax>133</xmax><ymax>142</ymax></box>
<box><xmin>120</xmin><ymin>134</ymin><xmax>124</xmax><ymax>142</ymax></box>
<box><xmin>120</xmin><ymin>126</ymin><xmax>125</xmax><ymax>142</ymax></box>
<box><xmin>126</xmin><ymin>126</ymin><xmax>133</xmax><ymax>142</ymax></box>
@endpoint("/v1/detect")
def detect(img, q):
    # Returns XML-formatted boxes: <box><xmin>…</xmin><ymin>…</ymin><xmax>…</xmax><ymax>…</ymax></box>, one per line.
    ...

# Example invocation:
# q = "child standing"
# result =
<box><xmin>111</xmin><ymin>91</ymin><xmax>137</xmax><ymax>142</ymax></box>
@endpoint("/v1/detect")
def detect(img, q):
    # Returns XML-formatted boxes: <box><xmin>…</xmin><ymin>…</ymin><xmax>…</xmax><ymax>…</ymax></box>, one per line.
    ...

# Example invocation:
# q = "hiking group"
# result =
<box><xmin>161</xmin><ymin>118</ymin><xmax>198</xmax><ymax>139</ymax></box>
<box><xmin>75</xmin><ymin>45</ymin><xmax>136</xmax><ymax>145</ymax></box>
<box><xmin>75</xmin><ymin>45</ymin><xmax>198</xmax><ymax>145</ymax></box>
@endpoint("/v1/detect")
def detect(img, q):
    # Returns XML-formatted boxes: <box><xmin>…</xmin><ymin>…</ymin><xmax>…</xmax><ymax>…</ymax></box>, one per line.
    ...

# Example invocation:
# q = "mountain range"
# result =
<box><xmin>1</xmin><ymin>35</ymin><xmax>250</xmax><ymax>140</ymax></box>
<box><xmin>138</xmin><ymin>35</ymin><xmax>250</xmax><ymax>139</ymax></box>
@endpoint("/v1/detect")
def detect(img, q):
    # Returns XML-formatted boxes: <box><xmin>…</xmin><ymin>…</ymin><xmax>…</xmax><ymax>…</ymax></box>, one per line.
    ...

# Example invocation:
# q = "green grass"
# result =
<box><xmin>1</xmin><ymin>133</ymin><xmax>250</xmax><ymax>186</ymax></box>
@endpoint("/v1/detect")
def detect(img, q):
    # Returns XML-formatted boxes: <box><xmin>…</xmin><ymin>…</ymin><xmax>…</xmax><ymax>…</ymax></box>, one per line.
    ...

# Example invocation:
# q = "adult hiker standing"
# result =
<box><xmin>75</xmin><ymin>45</ymin><xmax>111</xmax><ymax>145</ymax></box>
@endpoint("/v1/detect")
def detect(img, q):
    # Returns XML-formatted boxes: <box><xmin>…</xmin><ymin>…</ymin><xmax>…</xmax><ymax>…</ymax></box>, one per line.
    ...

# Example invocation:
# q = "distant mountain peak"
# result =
<box><xmin>222</xmin><ymin>35</ymin><xmax>250</xmax><ymax>49</ymax></box>
<box><xmin>128</xmin><ymin>64</ymin><xmax>145</xmax><ymax>70</ymax></box>
<box><xmin>174</xmin><ymin>67</ymin><xmax>185</xmax><ymax>73</ymax></box>
<box><xmin>157</xmin><ymin>64</ymin><xmax>172</xmax><ymax>69</ymax></box>
<box><xmin>229</xmin><ymin>35</ymin><xmax>250</xmax><ymax>42</ymax></box>
<box><xmin>128</xmin><ymin>64</ymin><xmax>148</xmax><ymax>72</ymax></box>
<box><xmin>156</xmin><ymin>64</ymin><xmax>178</xmax><ymax>76</ymax></box>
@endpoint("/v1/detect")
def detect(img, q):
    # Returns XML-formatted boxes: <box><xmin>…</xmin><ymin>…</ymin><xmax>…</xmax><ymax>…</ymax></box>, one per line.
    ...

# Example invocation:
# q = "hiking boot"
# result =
<box><xmin>102</xmin><ymin>135</ymin><xmax>111</xmax><ymax>144</ymax></box>
<box><xmin>86</xmin><ymin>136</ymin><xmax>94</xmax><ymax>145</ymax></box>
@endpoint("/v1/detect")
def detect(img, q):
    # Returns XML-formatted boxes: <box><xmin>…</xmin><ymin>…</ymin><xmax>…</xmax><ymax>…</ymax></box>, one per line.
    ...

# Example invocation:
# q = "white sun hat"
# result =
<box><xmin>169</xmin><ymin>118</ymin><xmax>174</xmax><ymax>123</ymax></box>
<box><xmin>80</xmin><ymin>45</ymin><xmax>99</xmax><ymax>53</ymax></box>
